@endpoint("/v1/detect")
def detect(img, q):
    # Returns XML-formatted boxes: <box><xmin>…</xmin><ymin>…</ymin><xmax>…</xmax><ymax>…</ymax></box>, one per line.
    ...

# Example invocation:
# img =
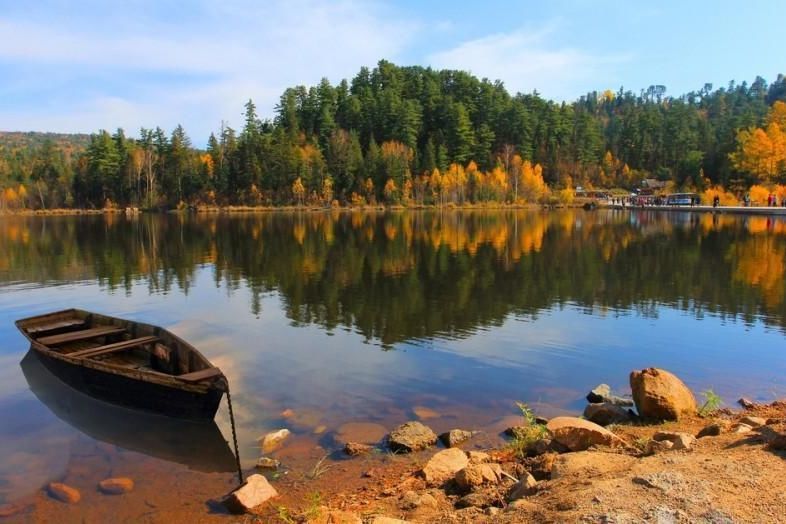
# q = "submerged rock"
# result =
<box><xmin>388</xmin><ymin>421</ymin><xmax>437</xmax><ymax>452</ymax></box>
<box><xmin>583</xmin><ymin>403</ymin><xmax>632</xmax><ymax>426</ymax></box>
<box><xmin>222</xmin><ymin>474</ymin><xmax>278</xmax><ymax>514</ymax></box>
<box><xmin>412</xmin><ymin>406</ymin><xmax>440</xmax><ymax>420</ymax></box>
<box><xmin>259</xmin><ymin>429</ymin><xmax>291</xmax><ymax>453</ymax></box>
<box><xmin>47</xmin><ymin>482</ymin><xmax>81</xmax><ymax>504</ymax></box>
<box><xmin>256</xmin><ymin>457</ymin><xmax>281</xmax><ymax>470</ymax></box>
<box><xmin>334</xmin><ymin>422</ymin><xmax>387</xmax><ymax>446</ymax></box>
<box><xmin>546</xmin><ymin>417</ymin><xmax>627</xmax><ymax>451</ymax></box>
<box><xmin>438</xmin><ymin>429</ymin><xmax>473</xmax><ymax>448</ymax></box>
<box><xmin>98</xmin><ymin>477</ymin><xmax>134</xmax><ymax>494</ymax></box>
<box><xmin>344</xmin><ymin>442</ymin><xmax>374</xmax><ymax>456</ymax></box>
<box><xmin>421</xmin><ymin>448</ymin><xmax>469</xmax><ymax>485</ymax></box>
<box><xmin>630</xmin><ymin>368</ymin><xmax>697</xmax><ymax>420</ymax></box>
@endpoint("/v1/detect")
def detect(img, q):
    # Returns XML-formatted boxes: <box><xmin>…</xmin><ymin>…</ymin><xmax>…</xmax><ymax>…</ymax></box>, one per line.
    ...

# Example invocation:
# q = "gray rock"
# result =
<box><xmin>583</xmin><ymin>403</ymin><xmax>632</xmax><ymax>426</ymax></box>
<box><xmin>587</xmin><ymin>384</ymin><xmax>634</xmax><ymax>406</ymax></box>
<box><xmin>438</xmin><ymin>429</ymin><xmax>473</xmax><ymax>448</ymax></box>
<box><xmin>700</xmin><ymin>509</ymin><xmax>736</xmax><ymax>524</ymax></box>
<box><xmin>388</xmin><ymin>421</ymin><xmax>437</xmax><ymax>452</ymax></box>
<box><xmin>646</xmin><ymin>439</ymin><xmax>674</xmax><ymax>454</ymax></box>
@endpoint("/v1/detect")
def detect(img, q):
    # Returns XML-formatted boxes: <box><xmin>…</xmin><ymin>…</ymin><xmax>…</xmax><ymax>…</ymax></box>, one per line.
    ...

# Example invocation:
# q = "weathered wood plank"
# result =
<box><xmin>178</xmin><ymin>367</ymin><xmax>223</xmax><ymax>382</ymax></box>
<box><xmin>70</xmin><ymin>336</ymin><xmax>159</xmax><ymax>359</ymax></box>
<box><xmin>27</xmin><ymin>319</ymin><xmax>86</xmax><ymax>334</ymax></box>
<box><xmin>38</xmin><ymin>326</ymin><xmax>125</xmax><ymax>346</ymax></box>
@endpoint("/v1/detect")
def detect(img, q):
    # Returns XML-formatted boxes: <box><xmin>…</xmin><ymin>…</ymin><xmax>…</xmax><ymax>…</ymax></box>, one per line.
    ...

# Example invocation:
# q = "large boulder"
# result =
<box><xmin>546</xmin><ymin>417</ymin><xmax>626</xmax><ymax>451</ymax></box>
<box><xmin>629</xmin><ymin>368</ymin><xmax>697</xmax><ymax>420</ymax></box>
<box><xmin>222</xmin><ymin>474</ymin><xmax>279</xmax><ymax>514</ymax></box>
<box><xmin>388</xmin><ymin>421</ymin><xmax>437</xmax><ymax>452</ymax></box>
<box><xmin>421</xmin><ymin>448</ymin><xmax>469</xmax><ymax>485</ymax></box>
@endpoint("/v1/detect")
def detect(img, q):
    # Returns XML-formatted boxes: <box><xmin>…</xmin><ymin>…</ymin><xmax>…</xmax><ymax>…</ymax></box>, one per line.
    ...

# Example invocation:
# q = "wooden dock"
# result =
<box><xmin>601</xmin><ymin>204</ymin><xmax>786</xmax><ymax>216</ymax></box>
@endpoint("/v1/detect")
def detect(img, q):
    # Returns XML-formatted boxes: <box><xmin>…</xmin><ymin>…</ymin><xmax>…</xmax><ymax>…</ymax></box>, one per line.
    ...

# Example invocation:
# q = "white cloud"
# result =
<box><xmin>0</xmin><ymin>0</ymin><xmax>418</xmax><ymax>140</ymax></box>
<box><xmin>427</xmin><ymin>25</ymin><xmax>631</xmax><ymax>99</ymax></box>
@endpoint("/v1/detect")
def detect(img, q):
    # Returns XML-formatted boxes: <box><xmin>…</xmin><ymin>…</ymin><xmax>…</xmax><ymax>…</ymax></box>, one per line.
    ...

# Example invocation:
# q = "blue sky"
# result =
<box><xmin>0</xmin><ymin>0</ymin><xmax>783</xmax><ymax>143</ymax></box>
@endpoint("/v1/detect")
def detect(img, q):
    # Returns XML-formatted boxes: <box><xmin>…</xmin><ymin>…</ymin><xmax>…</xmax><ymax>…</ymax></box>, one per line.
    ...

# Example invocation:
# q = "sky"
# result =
<box><xmin>0</xmin><ymin>0</ymin><xmax>783</xmax><ymax>143</ymax></box>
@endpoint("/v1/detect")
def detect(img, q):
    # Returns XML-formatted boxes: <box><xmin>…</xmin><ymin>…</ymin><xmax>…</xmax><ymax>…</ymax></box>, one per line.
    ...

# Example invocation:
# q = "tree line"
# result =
<box><xmin>1</xmin><ymin>61</ymin><xmax>785</xmax><ymax>210</ymax></box>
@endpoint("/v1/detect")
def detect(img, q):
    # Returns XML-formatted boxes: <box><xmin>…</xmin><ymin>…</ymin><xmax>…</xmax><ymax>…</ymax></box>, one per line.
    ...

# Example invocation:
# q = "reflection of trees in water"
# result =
<box><xmin>0</xmin><ymin>210</ymin><xmax>785</xmax><ymax>343</ymax></box>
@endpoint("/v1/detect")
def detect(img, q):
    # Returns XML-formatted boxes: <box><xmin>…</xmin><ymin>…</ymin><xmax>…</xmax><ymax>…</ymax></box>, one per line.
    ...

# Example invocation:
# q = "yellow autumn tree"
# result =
<box><xmin>731</xmin><ymin>103</ymin><xmax>786</xmax><ymax>183</ymax></box>
<box><xmin>520</xmin><ymin>161</ymin><xmax>547</xmax><ymax>202</ymax></box>
<box><xmin>383</xmin><ymin>178</ymin><xmax>398</xmax><ymax>204</ymax></box>
<box><xmin>292</xmin><ymin>177</ymin><xmax>305</xmax><ymax>205</ymax></box>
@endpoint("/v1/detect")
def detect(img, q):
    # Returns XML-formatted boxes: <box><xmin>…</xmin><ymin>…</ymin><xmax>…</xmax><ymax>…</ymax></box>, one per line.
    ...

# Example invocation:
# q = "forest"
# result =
<box><xmin>1</xmin><ymin>61</ymin><xmax>785</xmax><ymax>210</ymax></box>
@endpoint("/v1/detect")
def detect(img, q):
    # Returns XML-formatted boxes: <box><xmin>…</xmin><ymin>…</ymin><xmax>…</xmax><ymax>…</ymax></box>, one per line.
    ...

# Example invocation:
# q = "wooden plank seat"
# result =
<box><xmin>178</xmin><ymin>367</ymin><xmax>223</xmax><ymax>383</ymax></box>
<box><xmin>27</xmin><ymin>319</ymin><xmax>86</xmax><ymax>335</ymax></box>
<box><xmin>69</xmin><ymin>336</ymin><xmax>160</xmax><ymax>359</ymax></box>
<box><xmin>38</xmin><ymin>326</ymin><xmax>126</xmax><ymax>346</ymax></box>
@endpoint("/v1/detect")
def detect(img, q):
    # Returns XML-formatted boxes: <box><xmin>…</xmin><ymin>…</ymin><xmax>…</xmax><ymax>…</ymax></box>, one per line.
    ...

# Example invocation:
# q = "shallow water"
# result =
<box><xmin>1</xmin><ymin>209</ymin><xmax>785</xmax><ymax>509</ymax></box>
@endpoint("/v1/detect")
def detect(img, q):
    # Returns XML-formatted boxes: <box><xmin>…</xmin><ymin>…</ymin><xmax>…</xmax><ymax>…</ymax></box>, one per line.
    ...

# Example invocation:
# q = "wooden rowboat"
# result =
<box><xmin>20</xmin><ymin>350</ymin><xmax>237</xmax><ymax>471</ymax></box>
<box><xmin>16</xmin><ymin>309</ymin><xmax>227</xmax><ymax>420</ymax></box>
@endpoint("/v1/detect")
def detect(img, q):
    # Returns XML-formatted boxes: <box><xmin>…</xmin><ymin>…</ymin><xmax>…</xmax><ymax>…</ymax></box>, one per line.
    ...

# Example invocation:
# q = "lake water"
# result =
<box><xmin>1</xmin><ymin>209</ymin><xmax>785</xmax><ymax>510</ymax></box>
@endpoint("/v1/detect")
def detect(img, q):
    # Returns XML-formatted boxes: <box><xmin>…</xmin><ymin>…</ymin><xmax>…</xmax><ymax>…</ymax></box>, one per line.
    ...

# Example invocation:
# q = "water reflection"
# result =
<box><xmin>0</xmin><ymin>210</ymin><xmax>785</xmax><ymax>340</ymax></box>
<box><xmin>19</xmin><ymin>350</ymin><xmax>236</xmax><ymax>473</ymax></box>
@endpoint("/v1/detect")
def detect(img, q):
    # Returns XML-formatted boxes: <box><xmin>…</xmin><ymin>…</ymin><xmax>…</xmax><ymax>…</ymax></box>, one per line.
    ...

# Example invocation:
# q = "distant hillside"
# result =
<box><xmin>0</xmin><ymin>131</ymin><xmax>91</xmax><ymax>154</ymax></box>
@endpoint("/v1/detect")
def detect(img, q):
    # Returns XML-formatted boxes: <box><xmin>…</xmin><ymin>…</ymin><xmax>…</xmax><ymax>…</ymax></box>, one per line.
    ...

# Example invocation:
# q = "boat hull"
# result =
<box><xmin>34</xmin><ymin>346</ymin><xmax>224</xmax><ymax>420</ymax></box>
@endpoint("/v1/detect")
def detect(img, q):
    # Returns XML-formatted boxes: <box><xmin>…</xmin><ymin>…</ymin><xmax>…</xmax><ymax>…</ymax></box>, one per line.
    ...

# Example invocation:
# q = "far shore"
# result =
<box><xmin>3</xmin><ymin>201</ymin><xmax>786</xmax><ymax>217</ymax></box>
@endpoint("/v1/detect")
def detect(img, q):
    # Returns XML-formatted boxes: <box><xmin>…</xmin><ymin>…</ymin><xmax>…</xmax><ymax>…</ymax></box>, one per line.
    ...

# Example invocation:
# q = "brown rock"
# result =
<box><xmin>456</xmin><ymin>491</ymin><xmax>495</xmax><ymax>509</ymax></box>
<box><xmin>319</xmin><ymin>509</ymin><xmax>363</xmax><ymax>523</ymax></box>
<box><xmin>652</xmin><ymin>431</ymin><xmax>696</xmax><ymax>450</ymax></box>
<box><xmin>507</xmin><ymin>499</ymin><xmax>539</xmax><ymax>511</ymax></box>
<box><xmin>583</xmin><ymin>403</ymin><xmax>632</xmax><ymax>426</ymax></box>
<box><xmin>399</xmin><ymin>490</ymin><xmax>437</xmax><ymax>510</ymax></box>
<box><xmin>344</xmin><ymin>442</ymin><xmax>374</xmax><ymax>456</ymax></box>
<box><xmin>697</xmin><ymin>422</ymin><xmax>728</xmax><ymax>438</ymax></box>
<box><xmin>738</xmin><ymin>397</ymin><xmax>757</xmax><ymax>409</ymax></box>
<box><xmin>731</xmin><ymin>423</ymin><xmax>753</xmax><ymax>434</ymax></box>
<box><xmin>646</xmin><ymin>439</ymin><xmax>674</xmax><ymax>454</ymax></box>
<box><xmin>388</xmin><ymin>421</ymin><xmax>437</xmax><ymax>452</ymax></box>
<box><xmin>768</xmin><ymin>434</ymin><xmax>786</xmax><ymax>450</ymax></box>
<box><xmin>222</xmin><ymin>474</ymin><xmax>278</xmax><ymax>514</ymax></box>
<box><xmin>98</xmin><ymin>477</ymin><xmax>134</xmax><ymax>494</ymax></box>
<box><xmin>630</xmin><ymin>368</ymin><xmax>697</xmax><ymax>420</ymax></box>
<box><xmin>0</xmin><ymin>503</ymin><xmax>26</xmax><ymax>517</ymax></box>
<box><xmin>369</xmin><ymin>517</ymin><xmax>411</xmax><ymax>524</ymax></box>
<box><xmin>334</xmin><ymin>422</ymin><xmax>387</xmax><ymax>446</ymax></box>
<box><xmin>467</xmin><ymin>450</ymin><xmax>490</xmax><ymax>463</ymax></box>
<box><xmin>454</xmin><ymin>463</ymin><xmax>503</xmax><ymax>490</ymax></box>
<box><xmin>256</xmin><ymin>457</ymin><xmax>281</xmax><ymax>470</ymax></box>
<box><xmin>438</xmin><ymin>429</ymin><xmax>473</xmax><ymax>448</ymax></box>
<box><xmin>740</xmin><ymin>416</ymin><xmax>766</xmax><ymax>427</ymax></box>
<box><xmin>421</xmin><ymin>448</ymin><xmax>469</xmax><ymax>486</ymax></box>
<box><xmin>545</xmin><ymin>416</ymin><xmax>627</xmax><ymax>451</ymax></box>
<box><xmin>47</xmin><ymin>483</ymin><xmax>81</xmax><ymax>504</ymax></box>
<box><xmin>507</xmin><ymin>473</ymin><xmax>537</xmax><ymax>500</ymax></box>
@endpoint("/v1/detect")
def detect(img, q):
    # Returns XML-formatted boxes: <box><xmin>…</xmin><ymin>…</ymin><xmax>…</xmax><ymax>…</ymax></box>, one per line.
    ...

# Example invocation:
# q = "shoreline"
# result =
<box><xmin>602</xmin><ymin>203</ymin><xmax>786</xmax><ymax>216</ymax></box>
